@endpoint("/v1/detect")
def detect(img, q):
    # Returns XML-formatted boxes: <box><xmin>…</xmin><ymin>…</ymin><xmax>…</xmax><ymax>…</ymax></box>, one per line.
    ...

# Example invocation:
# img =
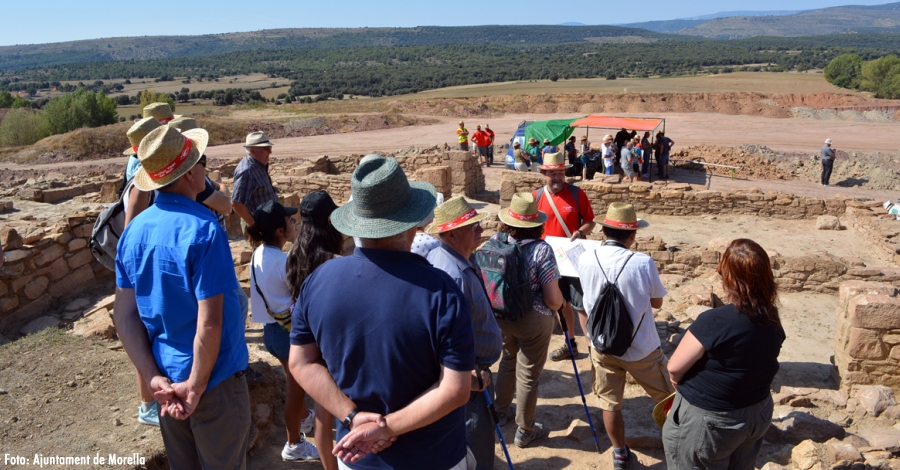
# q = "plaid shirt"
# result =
<box><xmin>231</xmin><ymin>155</ymin><xmax>277</xmax><ymax>213</ymax></box>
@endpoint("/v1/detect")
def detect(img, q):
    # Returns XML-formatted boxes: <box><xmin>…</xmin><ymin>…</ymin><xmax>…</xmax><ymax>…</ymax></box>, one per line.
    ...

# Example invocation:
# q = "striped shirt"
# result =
<box><xmin>231</xmin><ymin>155</ymin><xmax>277</xmax><ymax>213</ymax></box>
<box><xmin>428</xmin><ymin>243</ymin><xmax>502</xmax><ymax>368</ymax></box>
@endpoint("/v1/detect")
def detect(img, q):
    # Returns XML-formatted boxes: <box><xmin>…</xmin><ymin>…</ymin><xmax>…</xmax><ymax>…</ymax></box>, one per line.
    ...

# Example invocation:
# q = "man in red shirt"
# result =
<box><xmin>484</xmin><ymin>124</ymin><xmax>496</xmax><ymax>166</ymax></box>
<box><xmin>533</xmin><ymin>152</ymin><xmax>596</xmax><ymax>362</ymax></box>
<box><xmin>471</xmin><ymin>125</ymin><xmax>491</xmax><ymax>167</ymax></box>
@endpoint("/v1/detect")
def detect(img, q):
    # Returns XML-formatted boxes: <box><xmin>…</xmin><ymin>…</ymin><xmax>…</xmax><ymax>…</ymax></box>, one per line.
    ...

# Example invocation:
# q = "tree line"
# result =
<box><xmin>0</xmin><ymin>89</ymin><xmax>118</xmax><ymax>146</ymax></box>
<box><xmin>824</xmin><ymin>53</ymin><xmax>900</xmax><ymax>99</ymax></box>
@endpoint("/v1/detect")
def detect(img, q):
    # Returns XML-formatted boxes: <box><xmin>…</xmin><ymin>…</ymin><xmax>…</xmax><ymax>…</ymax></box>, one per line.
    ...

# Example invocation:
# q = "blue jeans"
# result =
<box><xmin>467</xmin><ymin>375</ymin><xmax>495</xmax><ymax>470</ymax></box>
<box><xmin>263</xmin><ymin>322</ymin><xmax>290</xmax><ymax>362</ymax></box>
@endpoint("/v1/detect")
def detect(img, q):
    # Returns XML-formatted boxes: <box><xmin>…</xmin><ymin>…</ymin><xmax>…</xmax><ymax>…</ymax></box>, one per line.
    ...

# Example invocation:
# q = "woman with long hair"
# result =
<box><xmin>285</xmin><ymin>190</ymin><xmax>342</xmax><ymax>470</ymax></box>
<box><xmin>491</xmin><ymin>192</ymin><xmax>564</xmax><ymax>449</ymax></box>
<box><xmin>247</xmin><ymin>200</ymin><xmax>319</xmax><ymax>461</ymax></box>
<box><xmin>663</xmin><ymin>239</ymin><xmax>785</xmax><ymax>470</ymax></box>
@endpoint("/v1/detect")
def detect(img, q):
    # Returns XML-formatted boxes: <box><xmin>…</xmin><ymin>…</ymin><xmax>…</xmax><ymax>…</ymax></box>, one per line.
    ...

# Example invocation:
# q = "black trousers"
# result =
<box><xmin>821</xmin><ymin>158</ymin><xmax>834</xmax><ymax>185</ymax></box>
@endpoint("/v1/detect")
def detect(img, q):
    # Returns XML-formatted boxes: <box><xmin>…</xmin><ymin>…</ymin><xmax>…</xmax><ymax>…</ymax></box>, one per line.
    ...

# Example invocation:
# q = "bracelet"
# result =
<box><xmin>575</xmin><ymin>229</ymin><xmax>584</xmax><ymax>238</ymax></box>
<box><xmin>342</xmin><ymin>408</ymin><xmax>359</xmax><ymax>430</ymax></box>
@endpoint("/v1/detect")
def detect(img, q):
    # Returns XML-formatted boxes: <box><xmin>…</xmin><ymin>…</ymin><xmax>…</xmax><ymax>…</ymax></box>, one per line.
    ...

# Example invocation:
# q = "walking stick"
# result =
<box><xmin>557</xmin><ymin>309</ymin><xmax>602</xmax><ymax>454</ymax></box>
<box><xmin>483</xmin><ymin>389</ymin><xmax>515</xmax><ymax>470</ymax></box>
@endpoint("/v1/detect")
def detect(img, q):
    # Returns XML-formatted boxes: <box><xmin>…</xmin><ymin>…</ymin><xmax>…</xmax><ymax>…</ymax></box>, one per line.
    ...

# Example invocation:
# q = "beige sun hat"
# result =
<box><xmin>652</xmin><ymin>392</ymin><xmax>676</xmax><ymax>428</ymax></box>
<box><xmin>540</xmin><ymin>152</ymin><xmax>572</xmax><ymax>170</ymax></box>
<box><xmin>124</xmin><ymin>117</ymin><xmax>162</xmax><ymax>155</ymax></box>
<box><xmin>599</xmin><ymin>202</ymin><xmax>649</xmax><ymax>230</ymax></box>
<box><xmin>244</xmin><ymin>131</ymin><xmax>274</xmax><ymax>147</ymax></box>
<box><xmin>142</xmin><ymin>102</ymin><xmax>180</xmax><ymax>124</ymax></box>
<box><xmin>168</xmin><ymin>116</ymin><xmax>198</xmax><ymax>131</ymax></box>
<box><xmin>603</xmin><ymin>134</ymin><xmax>613</xmax><ymax>142</ymax></box>
<box><xmin>426</xmin><ymin>196</ymin><xmax>489</xmax><ymax>234</ymax></box>
<box><xmin>825</xmin><ymin>138</ymin><xmax>833</xmax><ymax>145</ymax></box>
<box><xmin>133</xmin><ymin>126</ymin><xmax>209</xmax><ymax>191</ymax></box>
<box><xmin>498</xmin><ymin>192</ymin><xmax>548</xmax><ymax>228</ymax></box>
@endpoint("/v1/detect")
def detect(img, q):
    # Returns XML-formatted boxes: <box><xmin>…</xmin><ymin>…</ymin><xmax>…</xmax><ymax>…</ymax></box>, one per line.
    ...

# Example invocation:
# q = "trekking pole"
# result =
<box><xmin>557</xmin><ymin>309</ymin><xmax>602</xmax><ymax>454</ymax></box>
<box><xmin>483</xmin><ymin>389</ymin><xmax>515</xmax><ymax>470</ymax></box>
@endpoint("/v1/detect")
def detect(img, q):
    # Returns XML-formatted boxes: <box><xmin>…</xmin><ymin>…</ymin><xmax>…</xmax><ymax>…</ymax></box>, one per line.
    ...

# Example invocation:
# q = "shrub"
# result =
<box><xmin>42</xmin><ymin>88</ymin><xmax>118</xmax><ymax>135</ymax></box>
<box><xmin>138</xmin><ymin>90</ymin><xmax>176</xmax><ymax>114</ymax></box>
<box><xmin>0</xmin><ymin>108</ymin><xmax>50</xmax><ymax>146</ymax></box>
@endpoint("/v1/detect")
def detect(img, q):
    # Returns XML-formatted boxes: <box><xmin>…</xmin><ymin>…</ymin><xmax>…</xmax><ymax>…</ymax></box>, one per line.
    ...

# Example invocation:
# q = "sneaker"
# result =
<box><xmin>549</xmin><ymin>342</ymin><xmax>578</xmax><ymax>362</ymax></box>
<box><xmin>613</xmin><ymin>448</ymin><xmax>633</xmax><ymax>470</ymax></box>
<box><xmin>282</xmin><ymin>438</ymin><xmax>320</xmax><ymax>461</ymax></box>
<box><xmin>497</xmin><ymin>404</ymin><xmax>516</xmax><ymax>427</ymax></box>
<box><xmin>137</xmin><ymin>401</ymin><xmax>160</xmax><ymax>427</ymax></box>
<box><xmin>300</xmin><ymin>408</ymin><xmax>316</xmax><ymax>434</ymax></box>
<box><xmin>514</xmin><ymin>422</ymin><xmax>547</xmax><ymax>448</ymax></box>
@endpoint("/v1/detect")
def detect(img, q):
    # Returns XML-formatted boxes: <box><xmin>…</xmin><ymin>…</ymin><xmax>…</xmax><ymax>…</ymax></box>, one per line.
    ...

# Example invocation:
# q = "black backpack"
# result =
<box><xmin>475</xmin><ymin>233</ymin><xmax>534</xmax><ymax>322</ymax></box>
<box><xmin>89</xmin><ymin>179</ymin><xmax>154</xmax><ymax>272</ymax></box>
<box><xmin>587</xmin><ymin>251</ymin><xmax>644</xmax><ymax>357</ymax></box>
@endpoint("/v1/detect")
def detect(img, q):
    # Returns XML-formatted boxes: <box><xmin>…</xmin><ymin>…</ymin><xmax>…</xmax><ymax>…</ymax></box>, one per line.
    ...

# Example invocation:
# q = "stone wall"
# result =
<box><xmin>843</xmin><ymin>205</ymin><xmax>900</xmax><ymax>265</ymax></box>
<box><xmin>0</xmin><ymin>212</ymin><xmax>108</xmax><ymax>338</ymax></box>
<box><xmin>500</xmin><ymin>170</ymin><xmax>847</xmax><ymax>219</ymax></box>
<box><xmin>834</xmin><ymin>280</ymin><xmax>900</xmax><ymax>392</ymax></box>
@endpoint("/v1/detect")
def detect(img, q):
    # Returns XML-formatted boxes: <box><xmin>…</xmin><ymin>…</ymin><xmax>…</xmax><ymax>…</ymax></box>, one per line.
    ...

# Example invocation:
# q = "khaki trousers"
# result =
<box><xmin>493</xmin><ymin>309</ymin><xmax>555</xmax><ymax>432</ymax></box>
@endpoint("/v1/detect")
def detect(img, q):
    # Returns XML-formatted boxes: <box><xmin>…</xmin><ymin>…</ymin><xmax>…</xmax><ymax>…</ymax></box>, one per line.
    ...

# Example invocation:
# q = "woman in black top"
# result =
<box><xmin>662</xmin><ymin>239</ymin><xmax>785</xmax><ymax>470</ymax></box>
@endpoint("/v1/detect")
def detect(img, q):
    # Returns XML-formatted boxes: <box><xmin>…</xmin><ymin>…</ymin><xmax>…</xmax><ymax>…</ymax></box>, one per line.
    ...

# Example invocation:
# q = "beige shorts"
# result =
<box><xmin>590</xmin><ymin>347</ymin><xmax>674</xmax><ymax>411</ymax></box>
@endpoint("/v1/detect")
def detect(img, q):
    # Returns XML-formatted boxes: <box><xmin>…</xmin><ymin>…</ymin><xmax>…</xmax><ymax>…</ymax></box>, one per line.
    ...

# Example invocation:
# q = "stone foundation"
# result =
<box><xmin>834</xmin><ymin>280</ymin><xmax>900</xmax><ymax>392</ymax></box>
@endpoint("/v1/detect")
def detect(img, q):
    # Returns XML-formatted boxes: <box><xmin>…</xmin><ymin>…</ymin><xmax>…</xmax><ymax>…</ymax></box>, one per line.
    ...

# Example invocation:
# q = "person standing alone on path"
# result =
<box><xmin>232</xmin><ymin>131</ymin><xmax>278</xmax><ymax>232</ymax></box>
<box><xmin>457</xmin><ymin>121</ymin><xmax>470</xmax><ymax>152</ymax></box>
<box><xmin>821</xmin><ymin>138</ymin><xmax>835</xmax><ymax>186</ymax></box>
<box><xmin>484</xmin><ymin>124</ymin><xmax>496</xmax><ymax>166</ymax></box>
<box><xmin>533</xmin><ymin>152</ymin><xmax>596</xmax><ymax>362</ymax></box>
<box><xmin>656</xmin><ymin>132</ymin><xmax>674</xmax><ymax>180</ymax></box>
<box><xmin>427</xmin><ymin>197</ymin><xmax>502</xmax><ymax>469</ymax></box>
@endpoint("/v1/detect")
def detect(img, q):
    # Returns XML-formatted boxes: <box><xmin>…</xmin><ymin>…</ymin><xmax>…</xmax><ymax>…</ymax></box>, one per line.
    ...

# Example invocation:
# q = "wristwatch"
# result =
<box><xmin>342</xmin><ymin>408</ymin><xmax>359</xmax><ymax>430</ymax></box>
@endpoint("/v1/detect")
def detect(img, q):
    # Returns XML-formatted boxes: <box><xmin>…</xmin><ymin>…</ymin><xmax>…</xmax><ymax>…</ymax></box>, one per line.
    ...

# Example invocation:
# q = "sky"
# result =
<box><xmin>0</xmin><ymin>0</ymin><xmax>895</xmax><ymax>46</ymax></box>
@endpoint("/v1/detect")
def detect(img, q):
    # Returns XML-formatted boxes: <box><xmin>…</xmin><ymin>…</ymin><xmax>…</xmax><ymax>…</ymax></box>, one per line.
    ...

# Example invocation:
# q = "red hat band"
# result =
<box><xmin>147</xmin><ymin>137</ymin><xmax>192</xmax><ymax>181</ymax></box>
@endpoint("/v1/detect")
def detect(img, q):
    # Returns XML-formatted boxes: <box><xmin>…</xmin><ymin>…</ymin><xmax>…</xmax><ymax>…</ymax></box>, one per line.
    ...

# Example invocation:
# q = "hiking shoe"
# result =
<box><xmin>514</xmin><ymin>422</ymin><xmax>547</xmax><ymax>448</ymax></box>
<box><xmin>549</xmin><ymin>342</ymin><xmax>577</xmax><ymax>361</ymax></box>
<box><xmin>282</xmin><ymin>438</ymin><xmax>319</xmax><ymax>461</ymax></box>
<box><xmin>137</xmin><ymin>402</ymin><xmax>160</xmax><ymax>427</ymax></box>
<box><xmin>613</xmin><ymin>448</ymin><xmax>633</xmax><ymax>470</ymax></box>
<box><xmin>497</xmin><ymin>404</ymin><xmax>516</xmax><ymax>427</ymax></box>
<box><xmin>300</xmin><ymin>408</ymin><xmax>316</xmax><ymax>434</ymax></box>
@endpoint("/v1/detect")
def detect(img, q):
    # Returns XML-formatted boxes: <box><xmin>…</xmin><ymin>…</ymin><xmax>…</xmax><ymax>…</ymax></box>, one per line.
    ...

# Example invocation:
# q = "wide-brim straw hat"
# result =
<box><xmin>603</xmin><ymin>134</ymin><xmax>613</xmax><ymax>142</ymax></box>
<box><xmin>330</xmin><ymin>158</ymin><xmax>436</xmax><ymax>239</ymax></box>
<box><xmin>528</xmin><ymin>138</ymin><xmax>538</xmax><ymax>144</ymax></box>
<box><xmin>133</xmin><ymin>126</ymin><xmax>209</xmax><ymax>191</ymax></box>
<box><xmin>540</xmin><ymin>151</ymin><xmax>572</xmax><ymax>170</ymax></box>
<box><xmin>499</xmin><ymin>192</ymin><xmax>548</xmax><ymax>228</ymax></box>
<box><xmin>124</xmin><ymin>117</ymin><xmax>162</xmax><ymax>155</ymax></box>
<box><xmin>244</xmin><ymin>131</ymin><xmax>274</xmax><ymax>147</ymax></box>
<box><xmin>599</xmin><ymin>202</ymin><xmax>649</xmax><ymax>230</ymax></box>
<box><xmin>142</xmin><ymin>102</ymin><xmax>180</xmax><ymax>124</ymax></box>
<box><xmin>652</xmin><ymin>392</ymin><xmax>676</xmax><ymax>428</ymax></box>
<box><xmin>825</xmin><ymin>138</ymin><xmax>832</xmax><ymax>145</ymax></box>
<box><xmin>168</xmin><ymin>116</ymin><xmax>198</xmax><ymax>131</ymax></box>
<box><xmin>426</xmin><ymin>196</ymin><xmax>489</xmax><ymax>234</ymax></box>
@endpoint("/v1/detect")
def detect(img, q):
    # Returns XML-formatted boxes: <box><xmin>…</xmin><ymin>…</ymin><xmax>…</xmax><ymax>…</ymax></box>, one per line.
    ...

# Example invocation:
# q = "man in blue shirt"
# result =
<box><xmin>290</xmin><ymin>158</ymin><xmax>476</xmax><ymax>470</ymax></box>
<box><xmin>114</xmin><ymin>125</ymin><xmax>250</xmax><ymax>469</ymax></box>
<box><xmin>426</xmin><ymin>196</ymin><xmax>502</xmax><ymax>470</ymax></box>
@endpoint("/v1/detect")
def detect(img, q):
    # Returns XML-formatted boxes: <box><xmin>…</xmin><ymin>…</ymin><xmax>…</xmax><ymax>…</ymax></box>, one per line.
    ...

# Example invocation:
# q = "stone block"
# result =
<box><xmin>20</xmin><ymin>316</ymin><xmax>60</xmax><ymax>336</ymax></box>
<box><xmin>17</xmin><ymin>187</ymin><xmax>43</xmax><ymax>201</ymax></box>
<box><xmin>839</xmin><ymin>281</ymin><xmax>898</xmax><ymax>306</ymax></box>
<box><xmin>847</xmin><ymin>327</ymin><xmax>888</xmax><ymax>360</ymax></box>
<box><xmin>857</xmin><ymin>428</ymin><xmax>900</xmax><ymax>450</ymax></box>
<box><xmin>791</xmin><ymin>440</ymin><xmax>823</xmax><ymax>470</ymax></box>
<box><xmin>826</xmin><ymin>438</ymin><xmax>863</xmax><ymax>463</ymax></box>
<box><xmin>849</xmin><ymin>295</ymin><xmax>900</xmax><ymax>329</ymax></box>
<box><xmin>1</xmin><ymin>227</ymin><xmax>23</xmax><ymax>250</ymax></box>
<box><xmin>0</xmin><ymin>296</ymin><xmax>19</xmax><ymax>313</ymax></box>
<box><xmin>3</xmin><ymin>249</ymin><xmax>31</xmax><ymax>264</ymax></box>
<box><xmin>34</xmin><ymin>244</ymin><xmax>65</xmax><ymax>267</ymax></box>
<box><xmin>72</xmin><ymin>308</ymin><xmax>116</xmax><ymax>340</ymax></box>
<box><xmin>816</xmin><ymin>215</ymin><xmax>841</xmax><ymax>230</ymax></box>
<box><xmin>47</xmin><ymin>257</ymin><xmax>69</xmax><ymax>281</ymax></box>
<box><xmin>23</xmin><ymin>276</ymin><xmax>49</xmax><ymax>300</ymax></box>
<box><xmin>652</xmin><ymin>251</ymin><xmax>673</xmax><ymax>262</ymax></box>
<box><xmin>854</xmin><ymin>385</ymin><xmax>897</xmax><ymax>417</ymax></box>
<box><xmin>66</xmin><ymin>249</ymin><xmax>93</xmax><ymax>270</ymax></box>
<box><xmin>771</xmin><ymin>409</ymin><xmax>845</xmax><ymax>444</ymax></box>
<box><xmin>700</xmin><ymin>250</ymin><xmax>720</xmax><ymax>264</ymax></box>
<box><xmin>48</xmin><ymin>264</ymin><xmax>95</xmax><ymax>298</ymax></box>
<box><xmin>42</xmin><ymin>187</ymin><xmax>83</xmax><ymax>204</ymax></box>
<box><xmin>72</xmin><ymin>222</ymin><xmax>94</xmax><ymax>239</ymax></box>
<box><xmin>67</xmin><ymin>238</ymin><xmax>87</xmax><ymax>252</ymax></box>
<box><xmin>1</xmin><ymin>293</ymin><xmax>51</xmax><ymax>333</ymax></box>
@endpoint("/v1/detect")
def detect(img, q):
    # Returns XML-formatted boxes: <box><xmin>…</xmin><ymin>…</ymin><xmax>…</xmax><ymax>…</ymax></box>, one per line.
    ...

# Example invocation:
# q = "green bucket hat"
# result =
<box><xmin>330</xmin><ymin>158</ymin><xmax>436</xmax><ymax>239</ymax></box>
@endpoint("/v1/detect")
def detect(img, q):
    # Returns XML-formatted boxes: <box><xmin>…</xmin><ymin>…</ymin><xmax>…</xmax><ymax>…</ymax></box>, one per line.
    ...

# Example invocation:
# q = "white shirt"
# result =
<box><xmin>250</xmin><ymin>244</ymin><xmax>293</xmax><ymax>324</ymax></box>
<box><xmin>577</xmin><ymin>244</ymin><xmax>667</xmax><ymax>362</ymax></box>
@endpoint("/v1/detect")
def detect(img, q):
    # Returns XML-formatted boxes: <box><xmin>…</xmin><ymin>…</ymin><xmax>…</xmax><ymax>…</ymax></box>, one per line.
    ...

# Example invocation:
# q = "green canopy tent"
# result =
<box><xmin>525</xmin><ymin>118</ymin><xmax>580</xmax><ymax>148</ymax></box>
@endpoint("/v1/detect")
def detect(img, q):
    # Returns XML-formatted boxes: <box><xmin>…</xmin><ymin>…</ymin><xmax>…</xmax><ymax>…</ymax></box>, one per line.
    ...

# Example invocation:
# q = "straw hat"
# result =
<box><xmin>513</xmin><ymin>141</ymin><xmax>521</xmax><ymax>148</ymax></box>
<box><xmin>426</xmin><ymin>196</ymin><xmax>489</xmax><ymax>234</ymax></box>
<box><xmin>244</xmin><ymin>131</ymin><xmax>274</xmax><ymax>147</ymax></box>
<box><xmin>599</xmin><ymin>202</ymin><xmax>649</xmax><ymax>230</ymax></box>
<box><xmin>133</xmin><ymin>126</ymin><xmax>209</xmax><ymax>191</ymax></box>
<box><xmin>824</xmin><ymin>138</ymin><xmax>832</xmax><ymax>145</ymax></box>
<box><xmin>168</xmin><ymin>116</ymin><xmax>198</xmax><ymax>131</ymax></box>
<box><xmin>142</xmin><ymin>102</ymin><xmax>179</xmax><ymax>124</ymax></box>
<box><xmin>652</xmin><ymin>392</ymin><xmax>676</xmax><ymax>428</ymax></box>
<box><xmin>540</xmin><ymin>152</ymin><xmax>571</xmax><ymax>170</ymax></box>
<box><xmin>124</xmin><ymin>117</ymin><xmax>162</xmax><ymax>155</ymax></box>
<box><xmin>498</xmin><ymin>192</ymin><xmax>548</xmax><ymax>228</ymax></box>
<box><xmin>603</xmin><ymin>134</ymin><xmax>613</xmax><ymax>142</ymax></box>
<box><xmin>543</xmin><ymin>138</ymin><xmax>550</xmax><ymax>144</ymax></box>
<box><xmin>580</xmin><ymin>136</ymin><xmax>588</xmax><ymax>141</ymax></box>
<box><xmin>330</xmin><ymin>158</ymin><xmax>436</xmax><ymax>239</ymax></box>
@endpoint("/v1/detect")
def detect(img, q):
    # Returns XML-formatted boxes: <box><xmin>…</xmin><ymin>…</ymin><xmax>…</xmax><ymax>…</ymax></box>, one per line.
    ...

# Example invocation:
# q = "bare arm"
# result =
<box><xmin>290</xmin><ymin>343</ymin><xmax>356</xmax><ymax>423</ymax></box>
<box><xmin>651</xmin><ymin>297</ymin><xmax>663</xmax><ymax>309</ymax></box>
<box><xmin>232</xmin><ymin>201</ymin><xmax>254</xmax><ymax>226</ymax></box>
<box><xmin>201</xmin><ymin>190</ymin><xmax>232</xmax><ymax>215</ymax></box>
<box><xmin>667</xmin><ymin>330</ymin><xmax>706</xmax><ymax>386</ymax></box>
<box><xmin>542</xmin><ymin>279</ymin><xmax>564</xmax><ymax>311</ymax></box>
<box><xmin>124</xmin><ymin>186</ymin><xmax>151</xmax><ymax>227</ymax></box>
<box><xmin>112</xmin><ymin>287</ymin><xmax>166</xmax><ymax>385</ymax></box>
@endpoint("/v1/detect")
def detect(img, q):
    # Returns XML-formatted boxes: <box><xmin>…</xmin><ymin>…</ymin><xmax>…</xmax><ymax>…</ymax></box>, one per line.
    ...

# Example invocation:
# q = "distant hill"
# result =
<box><xmin>677</xmin><ymin>2</ymin><xmax>900</xmax><ymax>38</ymax></box>
<box><xmin>623</xmin><ymin>10</ymin><xmax>805</xmax><ymax>33</ymax></box>
<box><xmin>0</xmin><ymin>25</ymin><xmax>667</xmax><ymax>71</ymax></box>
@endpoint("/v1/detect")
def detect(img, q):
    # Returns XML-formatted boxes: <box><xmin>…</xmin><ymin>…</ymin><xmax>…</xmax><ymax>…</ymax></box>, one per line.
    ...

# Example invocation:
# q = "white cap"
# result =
<box><xmin>825</xmin><ymin>138</ymin><xmax>833</xmax><ymax>145</ymax></box>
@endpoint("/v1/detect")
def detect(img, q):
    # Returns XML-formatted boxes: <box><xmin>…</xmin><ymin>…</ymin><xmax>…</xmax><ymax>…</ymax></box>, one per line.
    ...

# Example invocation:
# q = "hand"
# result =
<box><xmin>333</xmin><ymin>421</ymin><xmax>393</xmax><ymax>463</ymax></box>
<box><xmin>569</xmin><ymin>230</ymin><xmax>584</xmax><ymax>241</ymax></box>
<box><xmin>471</xmin><ymin>370</ymin><xmax>491</xmax><ymax>391</ymax></box>
<box><xmin>164</xmin><ymin>380</ymin><xmax>205</xmax><ymax>420</ymax></box>
<box><xmin>149</xmin><ymin>375</ymin><xmax>176</xmax><ymax>413</ymax></box>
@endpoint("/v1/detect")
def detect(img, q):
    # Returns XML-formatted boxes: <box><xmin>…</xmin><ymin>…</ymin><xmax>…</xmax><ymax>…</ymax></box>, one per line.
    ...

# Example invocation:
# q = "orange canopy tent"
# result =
<box><xmin>569</xmin><ymin>115</ymin><xmax>665</xmax><ymax>133</ymax></box>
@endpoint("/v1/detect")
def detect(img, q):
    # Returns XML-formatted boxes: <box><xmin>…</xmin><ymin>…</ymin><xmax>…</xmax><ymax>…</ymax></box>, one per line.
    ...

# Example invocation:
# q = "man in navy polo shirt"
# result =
<box><xmin>114</xmin><ymin>125</ymin><xmax>250</xmax><ymax>469</ymax></box>
<box><xmin>290</xmin><ymin>158</ymin><xmax>476</xmax><ymax>470</ymax></box>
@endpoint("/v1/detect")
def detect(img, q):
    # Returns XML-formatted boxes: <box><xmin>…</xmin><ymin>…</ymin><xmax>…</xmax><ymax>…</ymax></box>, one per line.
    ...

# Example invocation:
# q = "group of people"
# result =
<box><xmin>112</xmin><ymin>105</ymin><xmax>784</xmax><ymax>470</ymax></box>
<box><xmin>514</xmin><ymin>128</ymin><xmax>675</xmax><ymax>183</ymax></box>
<box><xmin>457</xmin><ymin>120</ymin><xmax>496</xmax><ymax>167</ymax></box>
